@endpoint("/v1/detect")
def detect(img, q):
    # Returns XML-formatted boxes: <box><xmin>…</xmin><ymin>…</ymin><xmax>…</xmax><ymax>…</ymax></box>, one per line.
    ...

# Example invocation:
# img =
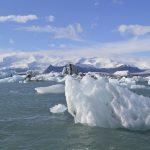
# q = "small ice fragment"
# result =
<box><xmin>50</xmin><ymin>104</ymin><xmax>67</xmax><ymax>113</ymax></box>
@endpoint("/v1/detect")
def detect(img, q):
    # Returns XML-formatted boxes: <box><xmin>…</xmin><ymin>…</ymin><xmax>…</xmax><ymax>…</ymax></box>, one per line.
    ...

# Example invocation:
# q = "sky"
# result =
<box><xmin>0</xmin><ymin>0</ymin><xmax>150</xmax><ymax>58</ymax></box>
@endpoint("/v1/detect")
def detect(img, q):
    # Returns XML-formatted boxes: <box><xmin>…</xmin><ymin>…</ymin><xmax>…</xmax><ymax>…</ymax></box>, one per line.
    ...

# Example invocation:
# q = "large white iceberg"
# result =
<box><xmin>65</xmin><ymin>75</ymin><xmax>150</xmax><ymax>130</ymax></box>
<box><xmin>35</xmin><ymin>84</ymin><xmax>65</xmax><ymax>94</ymax></box>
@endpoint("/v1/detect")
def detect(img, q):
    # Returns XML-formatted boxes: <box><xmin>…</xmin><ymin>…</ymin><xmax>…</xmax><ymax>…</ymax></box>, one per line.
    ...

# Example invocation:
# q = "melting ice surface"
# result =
<box><xmin>65</xmin><ymin>75</ymin><xmax>150</xmax><ymax>130</ymax></box>
<box><xmin>50</xmin><ymin>104</ymin><xmax>67</xmax><ymax>113</ymax></box>
<box><xmin>35</xmin><ymin>84</ymin><xmax>65</xmax><ymax>94</ymax></box>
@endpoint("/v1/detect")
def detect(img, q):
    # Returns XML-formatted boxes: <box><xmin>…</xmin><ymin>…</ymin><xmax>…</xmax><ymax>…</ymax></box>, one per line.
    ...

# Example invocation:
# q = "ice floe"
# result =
<box><xmin>50</xmin><ymin>104</ymin><xmax>67</xmax><ymax>113</ymax></box>
<box><xmin>65</xmin><ymin>75</ymin><xmax>150</xmax><ymax>130</ymax></box>
<box><xmin>35</xmin><ymin>84</ymin><xmax>65</xmax><ymax>94</ymax></box>
<box><xmin>0</xmin><ymin>75</ymin><xmax>25</xmax><ymax>83</ymax></box>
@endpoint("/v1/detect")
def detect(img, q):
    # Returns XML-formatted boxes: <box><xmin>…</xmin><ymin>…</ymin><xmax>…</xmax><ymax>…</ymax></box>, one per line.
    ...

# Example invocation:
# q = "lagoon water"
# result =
<box><xmin>0</xmin><ymin>81</ymin><xmax>150</xmax><ymax>150</ymax></box>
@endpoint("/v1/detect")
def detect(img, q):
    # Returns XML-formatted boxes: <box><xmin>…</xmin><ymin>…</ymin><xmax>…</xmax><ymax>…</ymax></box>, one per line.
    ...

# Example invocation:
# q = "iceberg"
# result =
<box><xmin>35</xmin><ymin>84</ymin><xmax>65</xmax><ymax>94</ymax></box>
<box><xmin>65</xmin><ymin>75</ymin><xmax>150</xmax><ymax>130</ymax></box>
<box><xmin>50</xmin><ymin>104</ymin><xmax>67</xmax><ymax>113</ymax></box>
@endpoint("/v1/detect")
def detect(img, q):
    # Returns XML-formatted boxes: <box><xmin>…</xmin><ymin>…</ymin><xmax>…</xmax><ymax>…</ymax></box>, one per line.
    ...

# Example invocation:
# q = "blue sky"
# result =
<box><xmin>0</xmin><ymin>0</ymin><xmax>150</xmax><ymax>57</ymax></box>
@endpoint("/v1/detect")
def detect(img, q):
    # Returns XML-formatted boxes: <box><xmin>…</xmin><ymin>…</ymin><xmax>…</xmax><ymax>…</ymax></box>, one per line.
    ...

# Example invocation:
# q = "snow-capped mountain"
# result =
<box><xmin>0</xmin><ymin>51</ymin><xmax>149</xmax><ymax>73</ymax></box>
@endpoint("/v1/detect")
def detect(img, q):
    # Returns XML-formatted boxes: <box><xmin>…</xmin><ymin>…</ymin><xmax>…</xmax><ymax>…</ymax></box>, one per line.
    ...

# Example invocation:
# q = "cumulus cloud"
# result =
<box><xmin>0</xmin><ymin>15</ymin><xmax>38</xmax><ymax>23</ymax></box>
<box><xmin>46</xmin><ymin>15</ymin><xmax>55</xmax><ymax>22</ymax></box>
<box><xmin>118</xmin><ymin>24</ymin><xmax>150</xmax><ymax>36</ymax></box>
<box><xmin>19</xmin><ymin>23</ymin><xmax>84</xmax><ymax>41</ymax></box>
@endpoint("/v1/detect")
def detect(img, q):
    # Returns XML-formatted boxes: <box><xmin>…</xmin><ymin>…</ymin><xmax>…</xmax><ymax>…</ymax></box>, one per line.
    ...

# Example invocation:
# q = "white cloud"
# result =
<box><xmin>118</xmin><ymin>24</ymin><xmax>150</xmax><ymax>36</ymax></box>
<box><xmin>21</xmin><ymin>25</ymin><xmax>54</xmax><ymax>32</ymax></box>
<box><xmin>112</xmin><ymin>0</ymin><xmax>123</xmax><ymax>5</ymax></box>
<box><xmin>0</xmin><ymin>15</ymin><xmax>38</xmax><ymax>23</ymax></box>
<box><xmin>46</xmin><ymin>15</ymin><xmax>55</xmax><ymax>22</ymax></box>
<box><xmin>19</xmin><ymin>23</ymin><xmax>84</xmax><ymax>41</ymax></box>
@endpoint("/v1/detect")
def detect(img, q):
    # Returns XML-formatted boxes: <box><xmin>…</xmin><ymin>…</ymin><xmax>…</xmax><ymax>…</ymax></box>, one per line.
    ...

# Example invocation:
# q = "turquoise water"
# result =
<box><xmin>0</xmin><ymin>82</ymin><xmax>150</xmax><ymax>150</ymax></box>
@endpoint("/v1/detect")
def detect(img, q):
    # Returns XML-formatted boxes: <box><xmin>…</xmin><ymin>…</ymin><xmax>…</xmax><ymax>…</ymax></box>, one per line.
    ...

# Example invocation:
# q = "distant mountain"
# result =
<box><xmin>44</xmin><ymin>64</ymin><xmax>143</xmax><ymax>74</ymax></box>
<box><xmin>0</xmin><ymin>52</ymin><xmax>149</xmax><ymax>74</ymax></box>
<box><xmin>43</xmin><ymin>65</ymin><xmax>63</xmax><ymax>73</ymax></box>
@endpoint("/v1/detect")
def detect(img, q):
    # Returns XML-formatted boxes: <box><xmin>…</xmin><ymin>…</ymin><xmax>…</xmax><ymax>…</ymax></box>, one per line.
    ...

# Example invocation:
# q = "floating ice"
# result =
<box><xmin>35</xmin><ymin>84</ymin><xmax>65</xmax><ymax>94</ymax></box>
<box><xmin>0</xmin><ymin>75</ymin><xmax>25</xmax><ymax>83</ymax></box>
<box><xmin>31</xmin><ymin>73</ymin><xmax>66</xmax><ymax>83</ymax></box>
<box><xmin>130</xmin><ymin>84</ymin><xmax>147</xmax><ymax>89</ymax></box>
<box><xmin>0</xmin><ymin>72</ymin><xmax>14</xmax><ymax>79</ymax></box>
<box><xmin>31</xmin><ymin>74</ymin><xmax>58</xmax><ymax>82</ymax></box>
<box><xmin>65</xmin><ymin>75</ymin><xmax>150</xmax><ymax>130</ymax></box>
<box><xmin>50</xmin><ymin>104</ymin><xmax>67</xmax><ymax>113</ymax></box>
<box><xmin>114</xmin><ymin>70</ymin><xmax>129</xmax><ymax>77</ymax></box>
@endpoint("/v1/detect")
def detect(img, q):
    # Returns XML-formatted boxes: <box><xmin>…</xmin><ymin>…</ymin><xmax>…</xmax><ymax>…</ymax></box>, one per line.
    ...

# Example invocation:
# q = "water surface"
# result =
<box><xmin>0</xmin><ymin>82</ymin><xmax>150</xmax><ymax>150</ymax></box>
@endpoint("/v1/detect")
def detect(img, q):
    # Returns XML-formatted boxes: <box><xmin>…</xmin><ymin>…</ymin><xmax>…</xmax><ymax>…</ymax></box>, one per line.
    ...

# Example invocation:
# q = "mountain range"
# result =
<box><xmin>0</xmin><ymin>52</ymin><xmax>149</xmax><ymax>75</ymax></box>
